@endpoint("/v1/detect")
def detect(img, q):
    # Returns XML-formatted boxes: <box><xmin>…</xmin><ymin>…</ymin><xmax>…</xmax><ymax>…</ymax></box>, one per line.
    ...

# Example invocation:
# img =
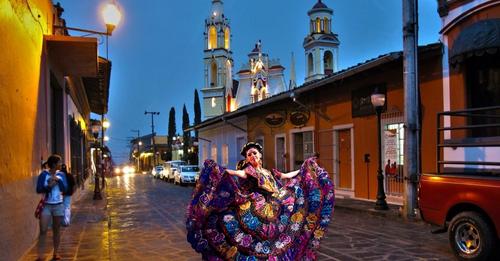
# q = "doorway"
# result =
<box><xmin>337</xmin><ymin>129</ymin><xmax>352</xmax><ymax>189</ymax></box>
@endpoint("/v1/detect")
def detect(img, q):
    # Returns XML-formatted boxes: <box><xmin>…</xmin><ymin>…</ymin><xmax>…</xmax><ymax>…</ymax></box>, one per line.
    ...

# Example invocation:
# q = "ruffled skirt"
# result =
<box><xmin>186</xmin><ymin>158</ymin><xmax>335</xmax><ymax>260</ymax></box>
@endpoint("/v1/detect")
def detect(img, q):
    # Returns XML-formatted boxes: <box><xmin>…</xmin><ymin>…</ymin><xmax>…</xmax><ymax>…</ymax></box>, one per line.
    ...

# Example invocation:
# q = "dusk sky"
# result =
<box><xmin>57</xmin><ymin>0</ymin><xmax>442</xmax><ymax>163</ymax></box>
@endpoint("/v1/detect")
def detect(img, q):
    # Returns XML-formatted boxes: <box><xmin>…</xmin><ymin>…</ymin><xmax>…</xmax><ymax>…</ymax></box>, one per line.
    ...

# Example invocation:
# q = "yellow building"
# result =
<box><xmin>0</xmin><ymin>1</ymin><xmax>112</xmax><ymax>259</ymax></box>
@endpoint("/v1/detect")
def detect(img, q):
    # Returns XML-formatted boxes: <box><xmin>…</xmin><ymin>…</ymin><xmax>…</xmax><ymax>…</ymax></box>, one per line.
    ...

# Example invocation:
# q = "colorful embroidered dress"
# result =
<box><xmin>186</xmin><ymin>158</ymin><xmax>335</xmax><ymax>260</ymax></box>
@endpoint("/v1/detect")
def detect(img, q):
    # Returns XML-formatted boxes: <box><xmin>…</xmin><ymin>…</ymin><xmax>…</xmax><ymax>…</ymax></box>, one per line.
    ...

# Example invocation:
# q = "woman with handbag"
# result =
<box><xmin>35</xmin><ymin>154</ymin><xmax>67</xmax><ymax>261</ymax></box>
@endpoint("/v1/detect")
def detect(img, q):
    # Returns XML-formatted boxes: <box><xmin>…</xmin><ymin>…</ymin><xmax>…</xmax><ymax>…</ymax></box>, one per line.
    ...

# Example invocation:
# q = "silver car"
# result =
<box><xmin>174</xmin><ymin>165</ymin><xmax>200</xmax><ymax>185</ymax></box>
<box><xmin>163</xmin><ymin>160</ymin><xmax>186</xmax><ymax>182</ymax></box>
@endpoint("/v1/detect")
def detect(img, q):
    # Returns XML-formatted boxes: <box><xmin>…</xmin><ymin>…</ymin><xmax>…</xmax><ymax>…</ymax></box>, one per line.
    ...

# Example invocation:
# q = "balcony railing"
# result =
<box><xmin>436</xmin><ymin>106</ymin><xmax>500</xmax><ymax>175</ymax></box>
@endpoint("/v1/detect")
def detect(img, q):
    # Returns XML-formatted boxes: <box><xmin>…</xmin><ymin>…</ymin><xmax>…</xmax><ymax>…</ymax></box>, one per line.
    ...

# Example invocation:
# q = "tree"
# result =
<box><xmin>194</xmin><ymin>89</ymin><xmax>201</xmax><ymax>138</ymax></box>
<box><xmin>182</xmin><ymin>104</ymin><xmax>193</xmax><ymax>163</ymax></box>
<box><xmin>193</xmin><ymin>89</ymin><xmax>202</xmax><ymax>165</ymax></box>
<box><xmin>166</xmin><ymin>107</ymin><xmax>176</xmax><ymax>161</ymax></box>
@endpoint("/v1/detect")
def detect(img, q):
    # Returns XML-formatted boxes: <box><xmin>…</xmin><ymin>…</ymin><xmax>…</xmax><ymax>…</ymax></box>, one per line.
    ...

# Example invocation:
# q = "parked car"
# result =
<box><xmin>151</xmin><ymin>165</ymin><xmax>164</xmax><ymax>179</ymax></box>
<box><xmin>419</xmin><ymin>107</ymin><xmax>500</xmax><ymax>261</ymax></box>
<box><xmin>163</xmin><ymin>160</ymin><xmax>186</xmax><ymax>182</ymax></box>
<box><xmin>174</xmin><ymin>165</ymin><xmax>200</xmax><ymax>185</ymax></box>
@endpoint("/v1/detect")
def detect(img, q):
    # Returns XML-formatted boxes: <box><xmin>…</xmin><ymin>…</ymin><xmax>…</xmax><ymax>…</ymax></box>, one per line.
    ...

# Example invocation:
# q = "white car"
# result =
<box><xmin>151</xmin><ymin>165</ymin><xmax>164</xmax><ymax>179</ymax></box>
<box><xmin>164</xmin><ymin>160</ymin><xmax>186</xmax><ymax>182</ymax></box>
<box><xmin>174</xmin><ymin>165</ymin><xmax>200</xmax><ymax>185</ymax></box>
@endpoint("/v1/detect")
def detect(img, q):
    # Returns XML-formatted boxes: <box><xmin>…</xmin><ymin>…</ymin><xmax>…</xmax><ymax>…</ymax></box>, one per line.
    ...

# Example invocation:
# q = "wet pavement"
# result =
<box><xmin>22</xmin><ymin>173</ymin><xmax>454</xmax><ymax>261</ymax></box>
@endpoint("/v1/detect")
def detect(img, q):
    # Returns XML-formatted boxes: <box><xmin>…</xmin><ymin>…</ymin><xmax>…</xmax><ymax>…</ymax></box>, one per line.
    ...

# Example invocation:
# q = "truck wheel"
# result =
<box><xmin>448</xmin><ymin>211</ymin><xmax>496</xmax><ymax>261</ymax></box>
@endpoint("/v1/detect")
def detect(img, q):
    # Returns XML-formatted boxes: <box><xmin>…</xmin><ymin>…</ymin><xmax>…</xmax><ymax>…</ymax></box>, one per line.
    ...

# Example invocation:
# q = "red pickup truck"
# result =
<box><xmin>419</xmin><ymin>107</ymin><xmax>500</xmax><ymax>261</ymax></box>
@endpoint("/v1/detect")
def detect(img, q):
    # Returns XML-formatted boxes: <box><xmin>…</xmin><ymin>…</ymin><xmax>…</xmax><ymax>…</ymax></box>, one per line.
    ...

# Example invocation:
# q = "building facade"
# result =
<box><xmin>235</xmin><ymin>41</ymin><xmax>287</xmax><ymax>109</ymax></box>
<box><xmin>201</xmin><ymin>0</ymin><xmax>233</xmax><ymax>119</ymax></box>
<box><xmin>0</xmin><ymin>1</ymin><xmax>112</xmax><ymax>259</ymax></box>
<box><xmin>437</xmin><ymin>0</ymin><xmax>500</xmax><ymax>170</ymax></box>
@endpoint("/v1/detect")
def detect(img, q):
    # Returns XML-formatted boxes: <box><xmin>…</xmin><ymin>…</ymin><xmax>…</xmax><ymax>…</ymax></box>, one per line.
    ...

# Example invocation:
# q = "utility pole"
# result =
<box><xmin>144</xmin><ymin>111</ymin><xmax>160</xmax><ymax>167</ymax></box>
<box><xmin>403</xmin><ymin>0</ymin><xmax>419</xmax><ymax>220</ymax></box>
<box><xmin>131</xmin><ymin>129</ymin><xmax>140</xmax><ymax>172</ymax></box>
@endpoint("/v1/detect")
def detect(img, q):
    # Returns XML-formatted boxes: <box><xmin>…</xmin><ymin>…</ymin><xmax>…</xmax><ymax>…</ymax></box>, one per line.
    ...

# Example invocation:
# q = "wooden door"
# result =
<box><xmin>338</xmin><ymin>129</ymin><xmax>352</xmax><ymax>189</ymax></box>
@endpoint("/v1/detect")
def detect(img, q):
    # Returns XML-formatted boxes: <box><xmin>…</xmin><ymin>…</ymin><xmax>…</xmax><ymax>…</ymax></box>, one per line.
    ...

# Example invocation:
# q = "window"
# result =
<box><xmin>201</xmin><ymin>144</ymin><xmax>207</xmax><ymax>161</ymax></box>
<box><xmin>324</xmin><ymin>51</ymin><xmax>333</xmax><ymax>75</ymax></box>
<box><xmin>210</xmin><ymin>61</ymin><xmax>218</xmax><ymax>87</ymax></box>
<box><xmin>275</xmin><ymin>136</ymin><xmax>286</xmax><ymax>171</ymax></box>
<box><xmin>211</xmin><ymin>144</ymin><xmax>218</xmax><ymax>162</ymax></box>
<box><xmin>315</xmin><ymin>18</ymin><xmax>321</xmax><ymax>33</ymax></box>
<box><xmin>308</xmin><ymin>53</ymin><xmax>314</xmax><ymax>76</ymax></box>
<box><xmin>384</xmin><ymin>123</ymin><xmax>404</xmax><ymax>168</ymax></box>
<box><xmin>293</xmin><ymin>131</ymin><xmax>314</xmax><ymax>169</ymax></box>
<box><xmin>465</xmin><ymin>54</ymin><xmax>500</xmax><ymax>137</ymax></box>
<box><xmin>224</xmin><ymin>28</ymin><xmax>230</xmax><ymax>50</ymax></box>
<box><xmin>222</xmin><ymin>144</ymin><xmax>228</xmax><ymax>166</ymax></box>
<box><xmin>324</xmin><ymin>18</ymin><xmax>330</xmax><ymax>33</ymax></box>
<box><xmin>208</xmin><ymin>26</ymin><xmax>217</xmax><ymax>49</ymax></box>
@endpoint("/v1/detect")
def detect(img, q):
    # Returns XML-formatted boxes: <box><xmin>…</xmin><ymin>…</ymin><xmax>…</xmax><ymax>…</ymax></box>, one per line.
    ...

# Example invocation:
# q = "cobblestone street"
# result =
<box><xmin>23</xmin><ymin>173</ymin><xmax>455</xmax><ymax>260</ymax></box>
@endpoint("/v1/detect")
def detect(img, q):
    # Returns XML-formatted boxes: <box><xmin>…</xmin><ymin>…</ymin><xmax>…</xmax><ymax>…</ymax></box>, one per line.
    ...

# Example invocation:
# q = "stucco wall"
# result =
<box><xmin>0</xmin><ymin>1</ymin><xmax>54</xmax><ymax>260</ymax></box>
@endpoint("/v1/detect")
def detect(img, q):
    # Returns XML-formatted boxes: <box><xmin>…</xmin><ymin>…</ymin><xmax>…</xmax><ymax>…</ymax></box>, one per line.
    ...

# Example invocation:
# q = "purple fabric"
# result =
<box><xmin>186</xmin><ymin>158</ymin><xmax>335</xmax><ymax>260</ymax></box>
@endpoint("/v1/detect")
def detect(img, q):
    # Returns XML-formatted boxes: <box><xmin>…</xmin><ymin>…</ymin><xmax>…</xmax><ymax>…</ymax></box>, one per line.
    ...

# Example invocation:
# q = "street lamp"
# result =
<box><xmin>90</xmin><ymin>120</ymin><xmax>103</xmax><ymax>200</ymax></box>
<box><xmin>371</xmin><ymin>88</ymin><xmax>389</xmax><ymax>210</ymax></box>
<box><xmin>102</xmin><ymin>2</ymin><xmax>122</xmax><ymax>35</ymax></box>
<box><xmin>53</xmin><ymin>1</ymin><xmax>122</xmax><ymax>37</ymax></box>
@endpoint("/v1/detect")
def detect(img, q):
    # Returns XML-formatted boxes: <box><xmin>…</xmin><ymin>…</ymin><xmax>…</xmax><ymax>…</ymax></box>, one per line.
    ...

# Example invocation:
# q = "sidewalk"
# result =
<box><xmin>334</xmin><ymin>196</ymin><xmax>406</xmax><ymax>220</ymax></box>
<box><xmin>21</xmin><ymin>184</ymin><xmax>109</xmax><ymax>261</ymax></box>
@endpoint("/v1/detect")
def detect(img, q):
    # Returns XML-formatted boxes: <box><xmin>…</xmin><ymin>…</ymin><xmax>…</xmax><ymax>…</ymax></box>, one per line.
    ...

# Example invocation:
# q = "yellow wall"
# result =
<box><xmin>0</xmin><ymin>0</ymin><xmax>54</xmax><ymax>184</ymax></box>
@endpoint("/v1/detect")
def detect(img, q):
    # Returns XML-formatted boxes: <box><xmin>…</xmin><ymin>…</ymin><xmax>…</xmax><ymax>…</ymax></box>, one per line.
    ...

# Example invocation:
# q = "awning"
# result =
<box><xmin>83</xmin><ymin>57</ymin><xmax>112</xmax><ymax>115</ymax></box>
<box><xmin>44</xmin><ymin>35</ymin><xmax>98</xmax><ymax>77</ymax></box>
<box><xmin>449</xmin><ymin>19</ymin><xmax>500</xmax><ymax>65</ymax></box>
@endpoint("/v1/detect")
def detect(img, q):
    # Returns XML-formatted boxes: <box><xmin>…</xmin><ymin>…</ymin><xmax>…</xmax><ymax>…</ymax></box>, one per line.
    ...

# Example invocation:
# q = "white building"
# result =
<box><xmin>235</xmin><ymin>41</ymin><xmax>287</xmax><ymax>109</ymax></box>
<box><xmin>201</xmin><ymin>0</ymin><xmax>233</xmax><ymax>119</ymax></box>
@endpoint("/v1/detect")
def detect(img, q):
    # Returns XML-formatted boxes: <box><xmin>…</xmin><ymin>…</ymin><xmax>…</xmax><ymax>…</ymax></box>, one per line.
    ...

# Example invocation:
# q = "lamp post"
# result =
<box><xmin>371</xmin><ymin>89</ymin><xmax>389</xmax><ymax>210</ymax></box>
<box><xmin>91</xmin><ymin>120</ymin><xmax>103</xmax><ymax>200</ymax></box>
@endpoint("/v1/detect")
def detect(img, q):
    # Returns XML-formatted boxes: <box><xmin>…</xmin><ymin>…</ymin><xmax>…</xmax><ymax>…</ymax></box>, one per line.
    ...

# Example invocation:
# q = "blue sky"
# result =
<box><xmin>57</xmin><ymin>0</ymin><xmax>442</xmax><ymax>163</ymax></box>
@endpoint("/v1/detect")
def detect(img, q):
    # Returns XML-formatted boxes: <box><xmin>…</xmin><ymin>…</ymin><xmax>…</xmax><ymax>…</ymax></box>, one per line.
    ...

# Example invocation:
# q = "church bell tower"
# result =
<box><xmin>201</xmin><ymin>0</ymin><xmax>234</xmax><ymax>119</ymax></box>
<box><xmin>304</xmin><ymin>0</ymin><xmax>339</xmax><ymax>83</ymax></box>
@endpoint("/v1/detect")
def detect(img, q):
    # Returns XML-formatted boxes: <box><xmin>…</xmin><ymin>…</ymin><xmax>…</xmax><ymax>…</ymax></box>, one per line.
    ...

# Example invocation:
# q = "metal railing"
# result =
<box><xmin>436</xmin><ymin>106</ymin><xmax>500</xmax><ymax>175</ymax></box>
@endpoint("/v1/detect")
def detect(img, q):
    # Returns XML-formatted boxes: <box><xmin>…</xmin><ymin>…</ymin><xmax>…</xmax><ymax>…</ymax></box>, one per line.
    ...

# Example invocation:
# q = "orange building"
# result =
<box><xmin>196</xmin><ymin>44</ymin><xmax>443</xmax><ymax>204</ymax></box>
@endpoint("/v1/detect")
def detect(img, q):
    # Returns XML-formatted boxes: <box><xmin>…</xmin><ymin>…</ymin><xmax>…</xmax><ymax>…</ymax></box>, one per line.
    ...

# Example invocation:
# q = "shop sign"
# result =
<box><xmin>290</xmin><ymin>109</ymin><xmax>310</xmax><ymax>126</ymax></box>
<box><xmin>264</xmin><ymin>111</ymin><xmax>286</xmax><ymax>127</ymax></box>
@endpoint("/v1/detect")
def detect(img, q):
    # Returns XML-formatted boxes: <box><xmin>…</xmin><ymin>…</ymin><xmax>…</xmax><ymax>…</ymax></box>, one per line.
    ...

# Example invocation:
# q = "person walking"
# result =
<box><xmin>35</xmin><ymin>155</ymin><xmax>67</xmax><ymax>261</ymax></box>
<box><xmin>60</xmin><ymin>164</ymin><xmax>75</xmax><ymax>227</ymax></box>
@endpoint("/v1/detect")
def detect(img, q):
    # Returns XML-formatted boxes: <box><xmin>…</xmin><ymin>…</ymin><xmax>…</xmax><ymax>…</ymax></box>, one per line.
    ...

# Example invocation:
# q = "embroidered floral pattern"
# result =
<box><xmin>186</xmin><ymin>158</ymin><xmax>335</xmax><ymax>260</ymax></box>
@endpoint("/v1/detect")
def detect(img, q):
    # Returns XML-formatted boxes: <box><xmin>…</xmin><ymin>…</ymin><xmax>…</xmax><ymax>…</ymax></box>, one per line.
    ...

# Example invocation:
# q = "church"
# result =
<box><xmin>200</xmin><ymin>0</ymin><xmax>339</xmax><ymax>119</ymax></box>
<box><xmin>196</xmin><ymin>0</ymin><xmax>340</xmax><ymax>168</ymax></box>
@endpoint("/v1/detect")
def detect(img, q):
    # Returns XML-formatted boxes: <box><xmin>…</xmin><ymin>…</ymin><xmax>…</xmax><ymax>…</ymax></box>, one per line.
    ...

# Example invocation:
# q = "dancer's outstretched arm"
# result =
<box><xmin>280</xmin><ymin>170</ymin><xmax>300</xmax><ymax>179</ymax></box>
<box><xmin>225</xmin><ymin>169</ymin><xmax>247</xmax><ymax>179</ymax></box>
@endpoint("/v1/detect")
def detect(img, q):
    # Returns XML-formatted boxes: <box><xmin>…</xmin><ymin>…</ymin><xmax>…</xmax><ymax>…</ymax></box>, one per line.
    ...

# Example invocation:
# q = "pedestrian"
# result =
<box><xmin>186</xmin><ymin>142</ymin><xmax>335</xmax><ymax>260</ymax></box>
<box><xmin>385</xmin><ymin>159</ymin><xmax>391</xmax><ymax>176</ymax></box>
<box><xmin>60</xmin><ymin>164</ymin><xmax>76</xmax><ymax>227</ymax></box>
<box><xmin>35</xmin><ymin>154</ymin><xmax>67</xmax><ymax>261</ymax></box>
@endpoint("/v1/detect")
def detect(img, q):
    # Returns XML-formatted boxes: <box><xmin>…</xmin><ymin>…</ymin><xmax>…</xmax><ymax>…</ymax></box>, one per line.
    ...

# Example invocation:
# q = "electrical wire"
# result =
<box><xmin>24</xmin><ymin>0</ymin><xmax>45</xmax><ymax>33</ymax></box>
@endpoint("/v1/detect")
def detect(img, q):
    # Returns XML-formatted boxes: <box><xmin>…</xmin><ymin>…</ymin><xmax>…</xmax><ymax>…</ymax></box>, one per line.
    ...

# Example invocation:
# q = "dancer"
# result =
<box><xmin>187</xmin><ymin>142</ymin><xmax>335</xmax><ymax>260</ymax></box>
